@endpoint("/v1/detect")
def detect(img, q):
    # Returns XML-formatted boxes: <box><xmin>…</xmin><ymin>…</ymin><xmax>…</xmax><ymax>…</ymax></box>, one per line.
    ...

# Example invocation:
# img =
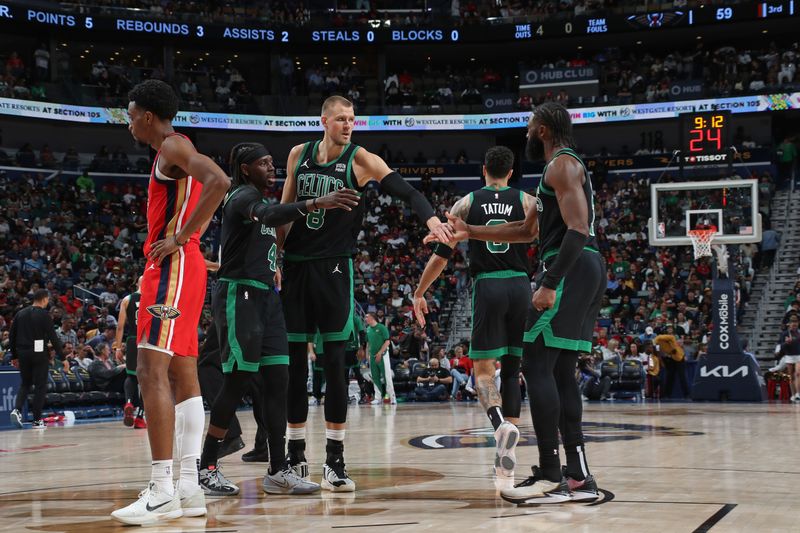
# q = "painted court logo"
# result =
<box><xmin>408</xmin><ymin>421</ymin><xmax>702</xmax><ymax>450</ymax></box>
<box><xmin>146</xmin><ymin>304</ymin><xmax>181</xmax><ymax>320</ymax></box>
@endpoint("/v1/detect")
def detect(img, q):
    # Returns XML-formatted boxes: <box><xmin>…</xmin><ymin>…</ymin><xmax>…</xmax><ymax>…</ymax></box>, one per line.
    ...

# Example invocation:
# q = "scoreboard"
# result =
<box><xmin>0</xmin><ymin>1</ymin><xmax>796</xmax><ymax>45</ymax></box>
<box><xmin>679</xmin><ymin>111</ymin><xmax>733</xmax><ymax>167</ymax></box>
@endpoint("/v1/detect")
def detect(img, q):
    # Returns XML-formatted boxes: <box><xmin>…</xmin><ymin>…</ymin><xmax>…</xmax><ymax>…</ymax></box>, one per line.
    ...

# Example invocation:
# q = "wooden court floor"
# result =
<box><xmin>1</xmin><ymin>401</ymin><xmax>798</xmax><ymax>532</ymax></box>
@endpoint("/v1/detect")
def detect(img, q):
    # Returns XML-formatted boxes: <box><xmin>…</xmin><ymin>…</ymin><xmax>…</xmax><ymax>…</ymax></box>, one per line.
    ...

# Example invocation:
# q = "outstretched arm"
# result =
<box><xmin>426</xmin><ymin>191</ymin><xmax>538</xmax><ymax>244</ymax></box>
<box><xmin>413</xmin><ymin>195</ymin><xmax>471</xmax><ymax>326</ymax></box>
<box><xmin>353</xmin><ymin>149</ymin><xmax>453</xmax><ymax>243</ymax></box>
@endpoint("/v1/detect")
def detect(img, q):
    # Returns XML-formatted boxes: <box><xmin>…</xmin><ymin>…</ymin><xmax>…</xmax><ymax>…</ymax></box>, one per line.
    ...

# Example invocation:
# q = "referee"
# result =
<box><xmin>9</xmin><ymin>289</ymin><xmax>63</xmax><ymax>429</ymax></box>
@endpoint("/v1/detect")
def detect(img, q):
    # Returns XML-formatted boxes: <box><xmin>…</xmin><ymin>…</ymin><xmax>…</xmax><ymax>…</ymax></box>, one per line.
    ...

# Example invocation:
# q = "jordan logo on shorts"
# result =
<box><xmin>332</xmin><ymin>263</ymin><xmax>342</xmax><ymax>274</ymax></box>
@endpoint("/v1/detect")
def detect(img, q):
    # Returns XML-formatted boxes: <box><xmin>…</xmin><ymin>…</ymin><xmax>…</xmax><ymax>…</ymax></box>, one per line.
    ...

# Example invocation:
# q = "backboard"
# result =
<box><xmin>648</xmin><ymin>179</ymin><xmax>761</xmax><ymax>246</ymax></box>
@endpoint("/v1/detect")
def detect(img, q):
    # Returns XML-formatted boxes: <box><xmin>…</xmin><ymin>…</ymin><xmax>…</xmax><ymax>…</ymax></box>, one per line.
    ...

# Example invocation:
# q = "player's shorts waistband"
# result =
<box><xmin>474</xmin><ymin>270</ymin><xmax>529</xmax><ymax>282</ymax></box>
<box><xmin>540</xmin><ymin>245</ymin><xmax>599</xmax><ymax>262</ymax></box>
<box><xmin>218</xmin><ymin>277</ymin><xmax>273</xmax><ymax>291</ymax></box>
<box><xmin>284</xmin><ymin>253</ymin><xmax>352</xmax><ymax>262</ymax></box>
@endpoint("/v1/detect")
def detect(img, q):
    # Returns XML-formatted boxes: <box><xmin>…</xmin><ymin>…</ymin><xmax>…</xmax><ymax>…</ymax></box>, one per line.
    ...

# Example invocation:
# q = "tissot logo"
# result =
<box><xmin>146</xmin><ymin>305</ymin><xmax>181</xmax><ymax>320</ymax></box>
<box><xmin>699</xmin><ymin>365</ymin><xmax>749</xmax><ymax>378</ymax></box>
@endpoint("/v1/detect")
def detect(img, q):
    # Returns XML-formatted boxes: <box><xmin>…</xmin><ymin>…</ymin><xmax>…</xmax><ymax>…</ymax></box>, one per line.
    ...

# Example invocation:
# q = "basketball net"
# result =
<box><xmin>688</xmin><ymin>229</ymin><xmax>730</xmax><ymax>276</ymax></box>
<box><xmin>687</xmin><ymin>229</ymin><xmax>715</xmax><ymax>259</ymax></box>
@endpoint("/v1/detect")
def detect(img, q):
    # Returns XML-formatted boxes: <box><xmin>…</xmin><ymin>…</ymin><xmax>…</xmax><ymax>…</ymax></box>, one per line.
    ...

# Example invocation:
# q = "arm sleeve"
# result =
<box><xmin>540</xmin><ymin>229</ymin><xmax>588</xmax><ymax>290</ymax></box>
<box><xmin>230</xmin><ymin>187</ymin><xmax>310</xmax><ymax>228</ymax></box>
<box><xmin>380</xmin><ymin>171</ymin><xmax>435</xmax><ymax>223</ymax></box>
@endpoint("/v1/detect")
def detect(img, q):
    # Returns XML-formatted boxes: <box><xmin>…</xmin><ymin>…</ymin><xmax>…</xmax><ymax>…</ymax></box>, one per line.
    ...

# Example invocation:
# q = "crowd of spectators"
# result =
<box><xmin>4</xmin><ymin>34</ymin><xmax>799</xmax><ymax>116</ymax></box>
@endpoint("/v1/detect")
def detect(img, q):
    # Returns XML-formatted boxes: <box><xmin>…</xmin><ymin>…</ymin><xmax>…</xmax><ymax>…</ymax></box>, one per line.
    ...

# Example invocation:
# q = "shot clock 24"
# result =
<box><xmin>680</xmin><ymin>111</ymin><xmax>732</xmax><ymax>165</ymax></box>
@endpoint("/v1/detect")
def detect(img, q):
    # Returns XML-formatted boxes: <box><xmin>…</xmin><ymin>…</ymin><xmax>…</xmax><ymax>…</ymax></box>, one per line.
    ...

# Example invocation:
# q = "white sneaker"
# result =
<box><xmin>176</xmin><ymin>480</ymin><xmax>207</xmax><ymax>517</ymax></box>
<box><xmin>10</xmin><ymin>409</ymin><xmax>22</xmax><ymax>429</ymax></box>
<box><xmin>494</xmin><ymin>421</ymin><xmax>519</xmax><ymax>478</ymax></box>
<box><xmin>111</xmin><ymin>482</ymin><xmax>183</xmax><ymax>526</ymax></box>
<box><xmin>370</xmin><ymin>398</ymin><xmax>381</xmax><ymax>405</ymax></box>
<box><xmin>263</xmin><ymin>466</ymin><xmax>321</xmax><ymax>494</ymax></box>
<box><xmin>321</xmin><ymin>461</ymin><xmax>356</xmax><ymax>492</ymax></box>
<box><xmin>792</xmin><ymin>394</ymin><xmax>800</xmax><ymax>403</ymax></box>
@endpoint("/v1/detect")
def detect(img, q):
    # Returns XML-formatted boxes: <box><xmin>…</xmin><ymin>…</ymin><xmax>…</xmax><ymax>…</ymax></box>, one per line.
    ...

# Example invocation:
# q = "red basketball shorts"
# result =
<box><xmin>137</xmin><ymin>244</ymin><xmax>206</xmax><ymax>357</ymax></box>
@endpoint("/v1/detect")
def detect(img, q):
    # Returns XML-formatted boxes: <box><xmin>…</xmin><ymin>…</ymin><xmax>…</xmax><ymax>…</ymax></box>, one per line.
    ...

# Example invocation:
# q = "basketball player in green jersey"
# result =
<box><xmin>430</xmin><ymin>103</ymin><xmax>604</xmax><ymax>504</ymax></box>
<box><xmin>414</xmin><ymin>146</ymin><xmax>534</xmax><ymax>480</ymax></box>
<box><xmin>278</xmin><ymin>95</ymin><xmax>451</xmax><ymax>492</ymax></box>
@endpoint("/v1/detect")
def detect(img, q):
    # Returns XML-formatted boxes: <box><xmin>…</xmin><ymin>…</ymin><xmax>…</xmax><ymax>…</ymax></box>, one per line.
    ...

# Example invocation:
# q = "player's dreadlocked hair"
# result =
<box><xmin>228</xmin><ymin>142</ymin><xmax>266</xmax><ymax>188</ymax></box>
<box><xmin>533</xmin><ymin>102</ymin><xmax>576</xmax><ymax>149</ymax></box>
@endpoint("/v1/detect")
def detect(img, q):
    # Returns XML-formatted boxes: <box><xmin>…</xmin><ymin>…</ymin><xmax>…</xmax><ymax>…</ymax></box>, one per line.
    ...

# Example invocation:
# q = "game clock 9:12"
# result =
<box><xmin>681</xmin><ymin>111</ymin><xmax>731</xmax><ymax>155</ymax></box>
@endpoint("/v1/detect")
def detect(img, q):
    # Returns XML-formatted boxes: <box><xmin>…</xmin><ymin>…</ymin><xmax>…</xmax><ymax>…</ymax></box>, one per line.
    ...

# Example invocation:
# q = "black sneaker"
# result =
<box><xmin>218</xmin><ymin>436</ymin><xmax>245</xmax><ymax>459</ymax></box>
<box><xmin>563</xmin><ymin>466</ymin><xmax>599</xmax><ymax>502</ymax></box>
<box><xmin>31</xmin><ymin>420</ymin><xmax>46</xmax><ymax>430</ymax></box>
<box><xmin>242</xmin><ymin>447</ymin><xmax>270</xmax><ymax>463</ymax></box>
<box><xmin>500</xmin><ymin>466</ymin><xmax>570</xmax><ymax>505</ymax></box>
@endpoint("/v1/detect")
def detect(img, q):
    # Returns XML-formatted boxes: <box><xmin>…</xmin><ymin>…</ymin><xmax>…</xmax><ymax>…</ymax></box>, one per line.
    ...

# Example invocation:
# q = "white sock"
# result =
<box><xmin>175</xmin><ymin>396</ymin><xmax>204</xmax><ymax>493</ymax></box>
<box><xmin>150</xmin><ymin>460</ymin><xmax>174</xmax><ymax>496</ymax></box>
<box><xmin>287</xmin><ymin>426</ymin><xmax>306</xmax><ymax>442</ymax></box>
<box><xmin>326</xmin><ymin>428</ymin><xmax>345</xmax><ymax>442</ymax></box>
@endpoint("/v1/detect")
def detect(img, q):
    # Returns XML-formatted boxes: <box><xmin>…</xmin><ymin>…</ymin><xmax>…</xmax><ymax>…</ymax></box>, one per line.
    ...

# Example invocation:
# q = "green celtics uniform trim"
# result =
<box><xmin>319</xmin><ymin>257</ymin><xmax>355</xmax><ymax>342</ymax></box>
<box><xmin>541</xmin><ymin>246</ymin><xmax>600</xmax><ymax>261</ymax></box>
<box><xmin>260</xmin><ymin>355</ymin><xmax>289</xmax><ymax>366</ymax></box>
<box><xmin>221</xmin><ymin>280</ymin><xmax>281</xmax><ymax>373</ymax></box>
<box><xmin>125</xmin><ymin>369</ymin><xmax>137</xmax><ymax>376</ymax></box>
<box><xmin>293</xmin><ymin>142</ymin><xmax>311</xmax><ymax>180</ymax></box>
<box><xmin>312</xmin><ymin>140</ymin><xmax>351</xmax><ymax>168</ymax></box>
<box><xmin>523</xmin><ymin>279</ymin><xmax>592</xmax><ymax>352</ymax></box>
<box><xmin>219</xmin><ymin>277</ymin><xmax>272</xmax><ymax>290</ymax></box>
<box><xmin>287</xmin><ymin>332</ymin><xmax>313</xmax><ymax>342</ymax></box>
<box><xmin>222</xmin><ymin>281</ymin><xmax>251</xmax><ymax>372</ymax></box>
<box><xmin>470</xmin><ymin>346</ymin><xmax>523</xmax><ymax>359</ymax></box>
<box><xmin>474</xmin><ymin>270</ymin><xmax>528</xmax><ymax>282</ymax></box>
<box><xmin>345</xmin><ymin>145</ymin><xmax>360</xmax><ymax>190</ymax></box>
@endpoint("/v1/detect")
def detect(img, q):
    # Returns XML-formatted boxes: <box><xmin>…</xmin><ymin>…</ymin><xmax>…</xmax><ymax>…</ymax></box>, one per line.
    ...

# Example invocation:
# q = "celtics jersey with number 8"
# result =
<box><xmin>284</xmin><ymin>140</ymin><xmax>366</xmax><ymax>259</ymax></box>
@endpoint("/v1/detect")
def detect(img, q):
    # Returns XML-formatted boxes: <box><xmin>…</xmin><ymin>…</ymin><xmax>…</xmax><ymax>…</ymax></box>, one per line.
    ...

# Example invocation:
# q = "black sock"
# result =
<box><xmin>201</xmin><ymin>435</ymin><xmax>223</xmax><ymax>469</ymax></box>
<box><xmin>565</xmin><ymin>443</ymin><xmax>588</xmax><ymax>480</ymax></box>
<box><xmin>487</xmin><ymin>406</ymin><xmax>505</xmax><ymax>431</ymax></box>
<box><xmin>326</xmin><ymin>439</ymin><xmax>344</xmax><ymax>465</ymax></box>
<box><xmin>268</xmin><ymin>434</ymin><xmax>287</xmax><ymax>474</ymax></box>
<box><xmin>538</xmin><ymin>445</ymin><xmax>561</xmax><ymax>482</ymax></box>
<box><xmin>287</xmin><ymin>438</ymin><xmax>306</xmax><ymax>461</ymax></box>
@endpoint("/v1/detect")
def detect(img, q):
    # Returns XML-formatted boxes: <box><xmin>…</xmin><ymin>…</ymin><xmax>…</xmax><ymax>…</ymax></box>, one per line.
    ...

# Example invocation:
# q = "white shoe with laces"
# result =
<box><xmin>111</xmin><ymin>482</ymin><xmax>183</xmax><ymax>526</ymax></box>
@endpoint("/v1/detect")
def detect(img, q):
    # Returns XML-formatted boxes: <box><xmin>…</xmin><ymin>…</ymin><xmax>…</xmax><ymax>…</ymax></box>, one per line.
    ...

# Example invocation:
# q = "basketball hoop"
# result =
<box><xmin>687</xmin><ymin>229</ymin><xmax>715</xmax><ymax>260</ymax></box>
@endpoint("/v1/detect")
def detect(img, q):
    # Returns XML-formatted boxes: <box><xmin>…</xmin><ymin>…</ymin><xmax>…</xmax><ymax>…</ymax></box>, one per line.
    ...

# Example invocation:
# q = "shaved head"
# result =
<box><xmin>322</xmin><ymin>95</ymin><xmax>353</xmax><ymax>116</ymax></box>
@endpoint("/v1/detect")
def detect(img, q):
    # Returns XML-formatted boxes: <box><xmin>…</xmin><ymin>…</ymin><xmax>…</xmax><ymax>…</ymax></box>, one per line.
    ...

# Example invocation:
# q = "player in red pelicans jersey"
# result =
<box><xmin>112</xmin><ymin>80</ymin><xmax>230</xmax><ymax>527</ymax></box>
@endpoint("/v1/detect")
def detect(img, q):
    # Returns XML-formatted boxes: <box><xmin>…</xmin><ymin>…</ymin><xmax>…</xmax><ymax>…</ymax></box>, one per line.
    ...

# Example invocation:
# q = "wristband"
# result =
<box><xmin>433</xmin><ymin>242</ymin><xmax>454</xmax><ymax>259</ymax></box>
